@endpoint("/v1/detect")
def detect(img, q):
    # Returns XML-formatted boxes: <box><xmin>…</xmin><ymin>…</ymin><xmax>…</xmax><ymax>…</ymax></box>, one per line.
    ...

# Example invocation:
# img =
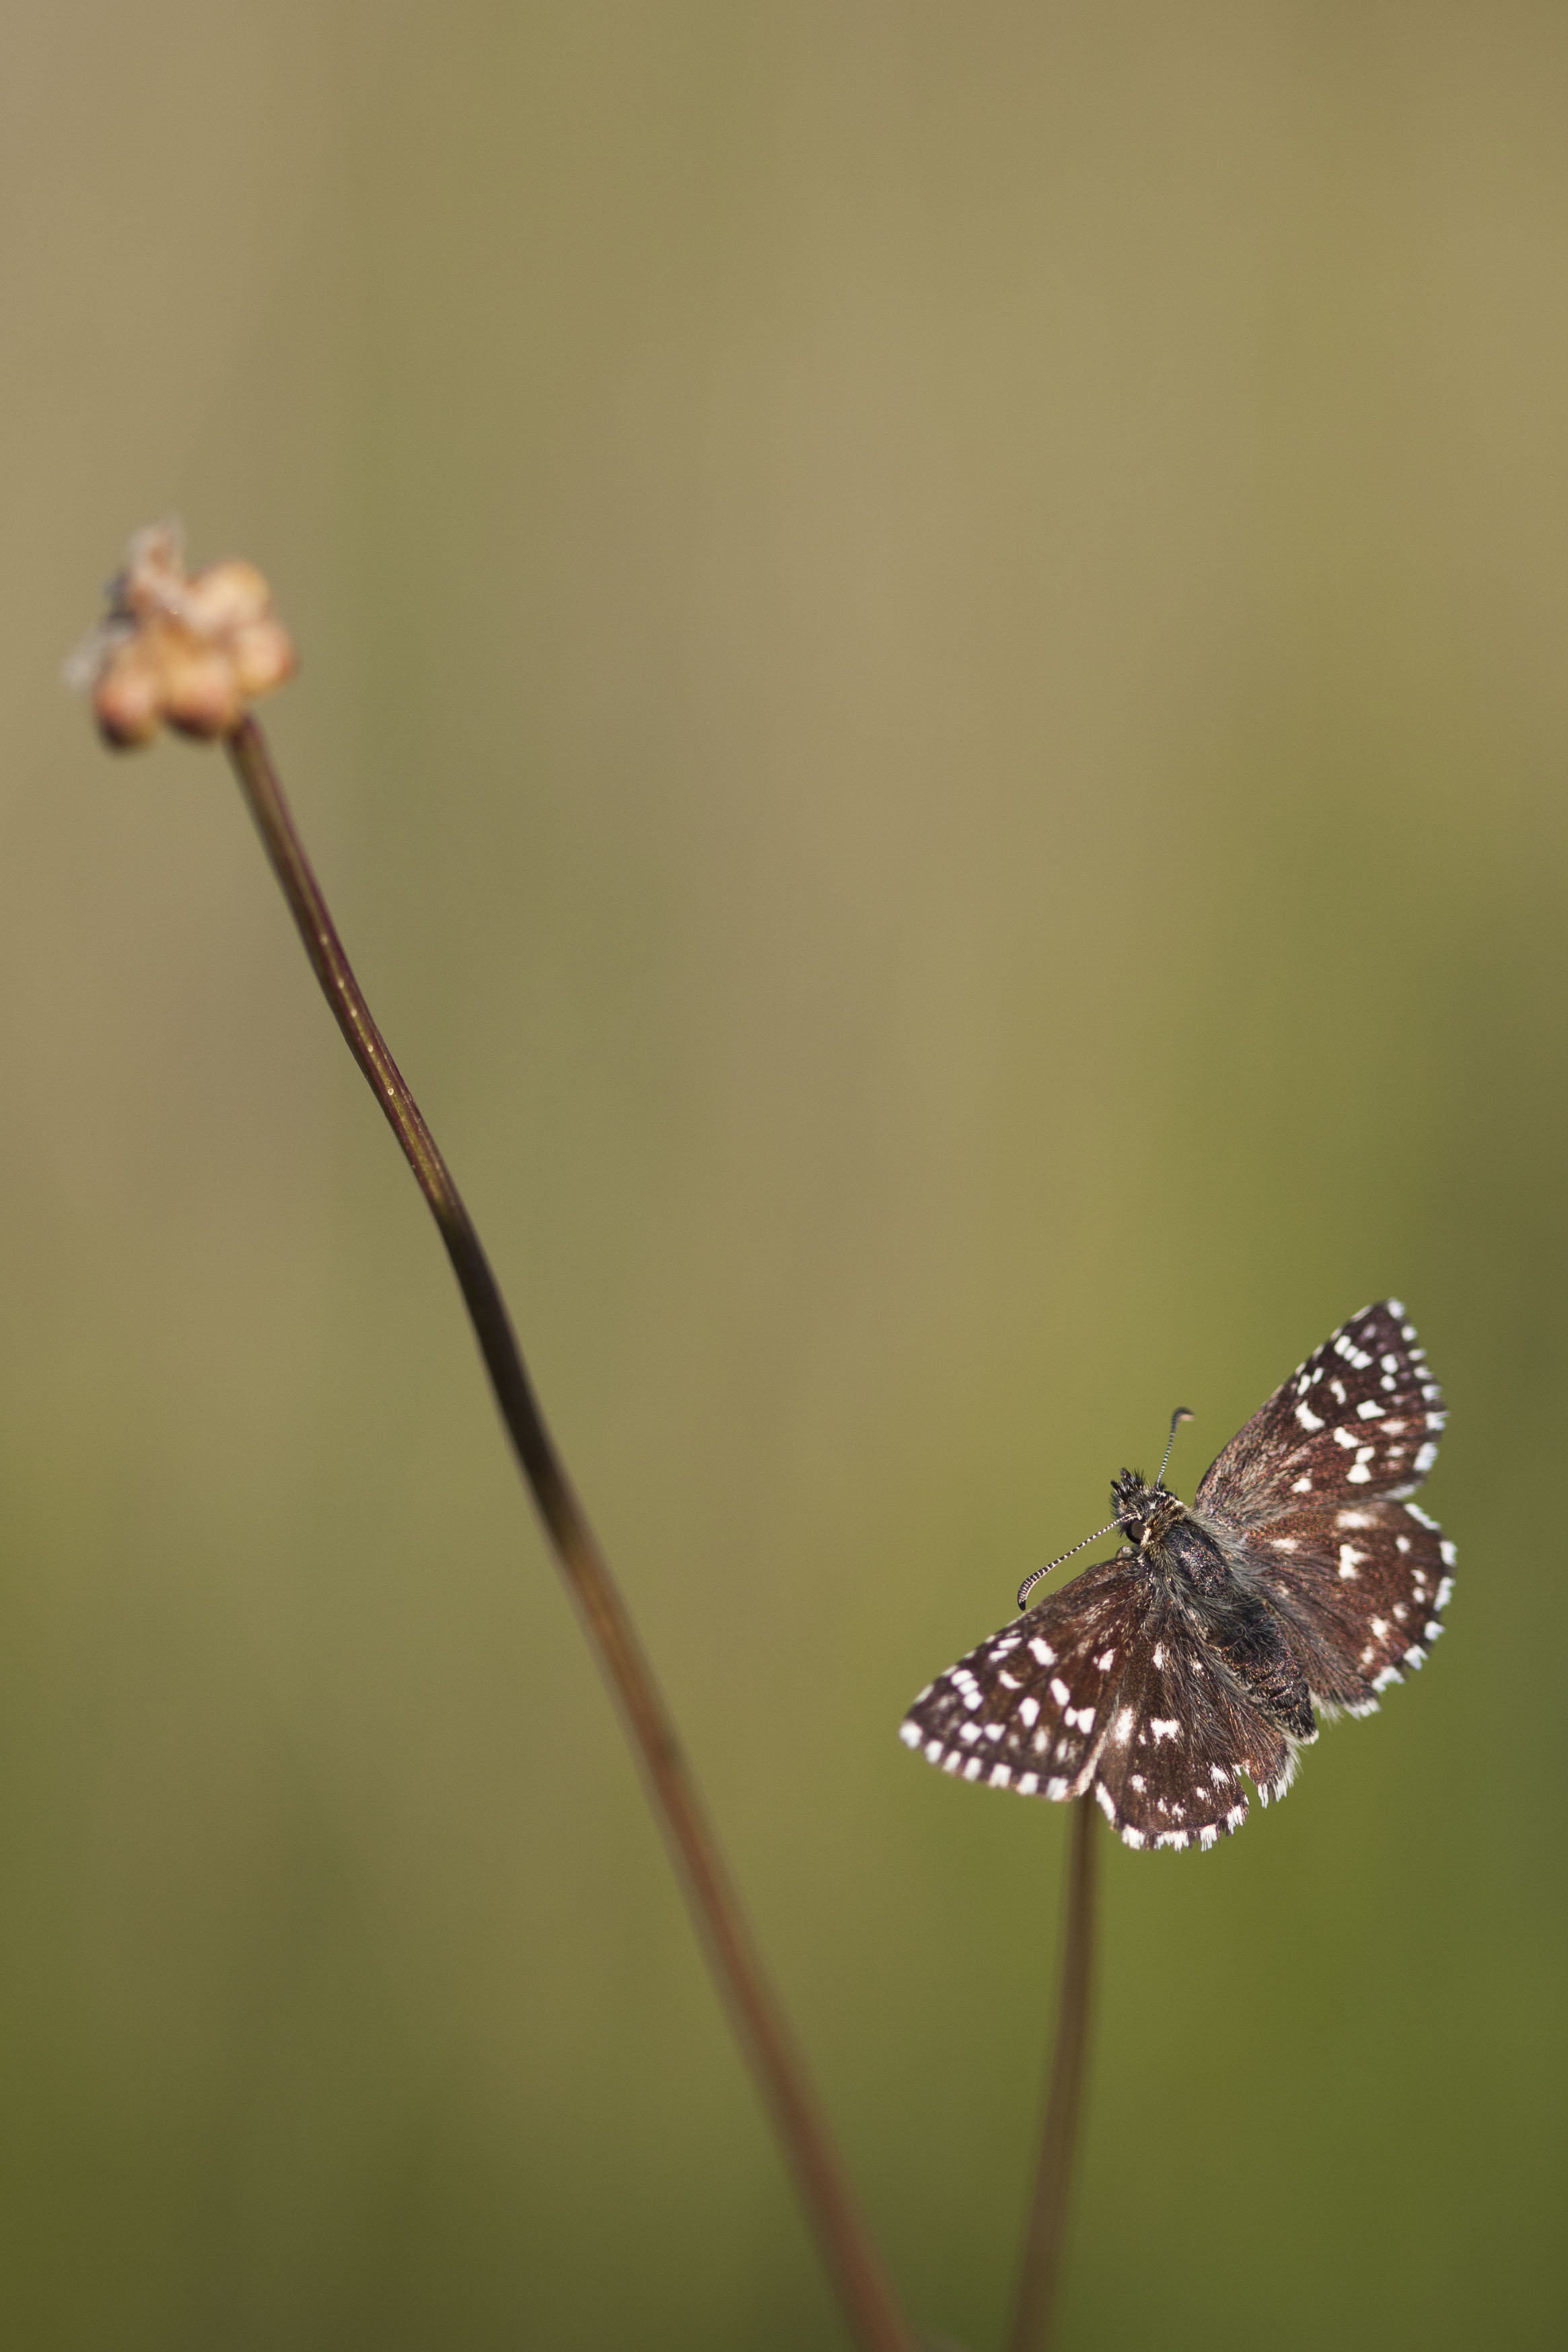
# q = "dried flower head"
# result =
<box><xmin>67</xmin><ymin>522</ymin><xmax>295</xmax><ymax>747</ymax></box>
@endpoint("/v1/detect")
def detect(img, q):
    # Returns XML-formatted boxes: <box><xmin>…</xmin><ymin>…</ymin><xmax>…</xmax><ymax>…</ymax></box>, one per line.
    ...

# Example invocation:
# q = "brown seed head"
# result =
<box><xmin>67</xmin><ymin>522</ymin><xmax>296</xmax><ymax>748</ymax></box>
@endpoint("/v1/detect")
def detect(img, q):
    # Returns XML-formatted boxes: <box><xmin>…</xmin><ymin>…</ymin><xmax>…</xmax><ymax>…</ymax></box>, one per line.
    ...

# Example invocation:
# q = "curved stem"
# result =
<box><xmin>1008</xmin><ymin>1797</ymin><xmax>1099</xmax><ymax>2352</ymax></box>
<box><xmin>223</xmin><ymin>716</ymin><xmax>914</xmax><ymax>2352</ymax></box>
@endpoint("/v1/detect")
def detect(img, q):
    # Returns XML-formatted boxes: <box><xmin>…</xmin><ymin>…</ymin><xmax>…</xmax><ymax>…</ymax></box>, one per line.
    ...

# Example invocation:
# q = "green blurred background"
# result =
<box><xmin>1</xmin><ymin>5</ymin><xmax>1564</xmax><ymax>2346</ymax></box>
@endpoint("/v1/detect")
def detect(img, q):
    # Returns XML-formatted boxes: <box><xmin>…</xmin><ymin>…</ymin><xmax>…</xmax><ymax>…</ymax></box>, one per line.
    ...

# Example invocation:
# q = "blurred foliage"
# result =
<box><xmin>1</xmin><ymin>4</ymin><xmax>1565</xmax><ymax>2346</ymax></box>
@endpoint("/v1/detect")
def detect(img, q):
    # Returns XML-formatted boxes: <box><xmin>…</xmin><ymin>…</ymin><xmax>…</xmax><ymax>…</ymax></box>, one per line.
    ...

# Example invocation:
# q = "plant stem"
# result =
<box><xmin>222</xmin><ymin>715</ymin><xmax>914</xmax><ymax>2352</ymax></box>
<box><xmin>1008</xmin><ymin>1797</ymin><xmax>1099</xmax><ymax>2352</ymax></box>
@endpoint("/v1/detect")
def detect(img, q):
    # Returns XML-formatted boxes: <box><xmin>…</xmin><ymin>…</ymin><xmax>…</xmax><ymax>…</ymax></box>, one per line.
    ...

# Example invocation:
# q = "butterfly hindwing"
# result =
<box><xmin>1230</xmin><ymin>1495</ymin><xmax>1455</xmax><ymax>1711</ymax></box>
<box><xmin>1089</xmin><ymin>1596</ymin><xmax>1295</xmax><ymax>1849</ymax></box>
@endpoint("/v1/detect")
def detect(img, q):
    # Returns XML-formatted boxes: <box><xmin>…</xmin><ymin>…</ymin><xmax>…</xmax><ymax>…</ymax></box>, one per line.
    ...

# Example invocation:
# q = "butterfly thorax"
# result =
<box><xmin>1112</xmin><ymin>1467</ymin><xmax>1307</xmax><ymax>1723</ymax></box>
<box><xmin>1111</xmin><ymin>1470</ymin><xmax>1230</xmax><ymax>1597</ymax></box>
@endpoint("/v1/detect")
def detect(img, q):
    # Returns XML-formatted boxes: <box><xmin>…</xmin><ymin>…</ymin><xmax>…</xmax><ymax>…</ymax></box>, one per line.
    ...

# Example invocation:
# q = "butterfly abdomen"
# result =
<box><xmin>1190</xmin><ymin>1578</ymin><xmax>1316</xmax><ymax>1741</ymax></box>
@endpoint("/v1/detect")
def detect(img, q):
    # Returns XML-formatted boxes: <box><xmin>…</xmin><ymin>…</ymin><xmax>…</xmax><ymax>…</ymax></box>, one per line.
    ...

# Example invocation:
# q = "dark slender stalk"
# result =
<box><xmin>222</xmin><ymin>716</ymin><xmax>914</xmax><ymax>2352</ymax></box>
<box><xmin>1008</xmin><ymin>1797</ymin><xmax>1099</xmax><ymax>2352</ymax></box>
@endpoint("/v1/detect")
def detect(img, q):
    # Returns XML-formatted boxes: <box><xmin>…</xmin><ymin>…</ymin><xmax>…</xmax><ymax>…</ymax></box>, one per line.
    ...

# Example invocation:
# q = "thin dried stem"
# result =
<box><xmin>1008</xmin><ymin>1797</ymin><xmax>1099</xmax><ymax>2352</ymax></box>
<box><xmin>222</xmin><ymin>715</ymin><xmax>914</xmax><ymax>2352</ymax></box>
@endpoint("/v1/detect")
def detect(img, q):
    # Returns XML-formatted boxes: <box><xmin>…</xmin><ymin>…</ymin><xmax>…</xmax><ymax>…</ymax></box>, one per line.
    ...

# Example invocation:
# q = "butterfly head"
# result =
<box><xmin>1110</xmin><ymin>1468</ymin><xmax>1185</xmax><ymax>1549</ymax></box>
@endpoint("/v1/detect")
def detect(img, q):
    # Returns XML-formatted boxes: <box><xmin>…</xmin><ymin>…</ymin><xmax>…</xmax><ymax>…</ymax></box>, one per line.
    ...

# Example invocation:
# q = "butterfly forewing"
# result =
<box><xmin>900</xmin><ymin>1557</ymin><xmax>1147</xmax><ymax>1799</ymax></box>
<box><xmin>1195</xmin><ymin>1300</ymin><xmax>1445</xmax><ymax>1522</ymax></box>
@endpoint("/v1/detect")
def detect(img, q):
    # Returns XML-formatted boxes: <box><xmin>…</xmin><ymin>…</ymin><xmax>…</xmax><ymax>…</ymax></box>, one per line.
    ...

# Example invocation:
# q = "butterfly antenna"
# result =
<box><xmin>1017</xmin><ymin>1518</ymin><xmax>1127</xmax><ymax>1614</ymax></box>
<box><xmin>1156</xmin><ymin>1405</ymin><xmax>1195</xmax><ymax>1488</ymax></box>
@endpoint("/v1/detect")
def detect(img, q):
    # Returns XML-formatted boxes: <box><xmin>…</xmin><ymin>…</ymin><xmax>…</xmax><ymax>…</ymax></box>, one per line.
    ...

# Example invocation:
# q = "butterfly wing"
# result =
<box><xmin>900</xmin><ymin>1553</ymin><xmax>1146</xmax><ymax>1802</ymax></box>
<box><xmin>1195</xmin><ymin>1299</ymin><xmax>1445</xmax><ymax>1521</ymax></box>
<box><xmin>900</xmin><ymin>1557</ymin><xmax>1303</xmax><ymax>1850</ymax></box>
<box><xmin>1088</xmin><ymin>1597</ymin><xmax>1297</xmax><ymax>1849</ymax></box>
<box><xmin>900</xmin><ymin>1302</ymin><xmax>1453</xmax><ymax>1849</ymax></box>
<box><xmin>1228</xmin><ymin>1496</ymin><xmax>1454</xmax><ymax>1711</ymax></box>
<box><xmin>1196</xmin><ymin>1301</ymin><xmax>1455</xmax><ymax>1710</ymax></box>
